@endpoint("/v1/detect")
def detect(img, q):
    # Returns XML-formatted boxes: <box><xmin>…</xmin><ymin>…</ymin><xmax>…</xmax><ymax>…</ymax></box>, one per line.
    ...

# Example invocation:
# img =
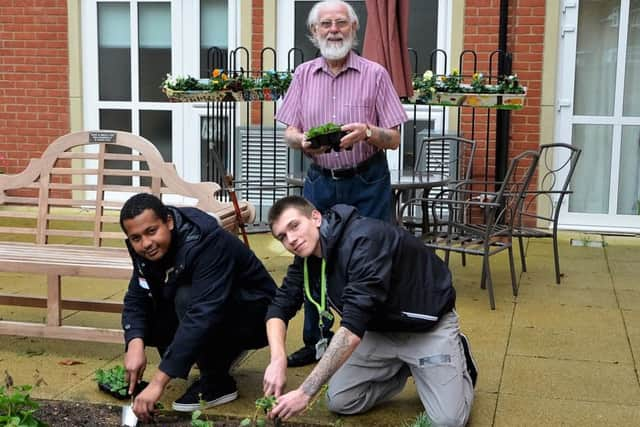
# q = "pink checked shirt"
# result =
<box><xmin>276</xmin><ymin>52</ymin><xmax>408</xmax><ymax>169</ymax></box>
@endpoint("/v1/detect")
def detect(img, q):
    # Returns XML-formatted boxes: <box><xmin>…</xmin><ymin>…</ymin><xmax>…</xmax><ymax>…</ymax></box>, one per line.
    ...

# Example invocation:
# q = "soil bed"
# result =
<box><xmin>35</xmin><ymin>399</ymin><xmax>325</xmax><ymax>426</ymax></box>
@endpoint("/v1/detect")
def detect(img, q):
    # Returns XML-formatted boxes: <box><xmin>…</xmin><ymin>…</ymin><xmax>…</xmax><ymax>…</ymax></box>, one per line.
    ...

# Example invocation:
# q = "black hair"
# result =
<box><xmin>119</xmin><ymin>193</ymin><xmax>170</xmax><ymax>232</ymax></box>
<box><xmin>267</xmin><ymin>195</ymin><xmax>316</xmax><ymax>230</ymax></box>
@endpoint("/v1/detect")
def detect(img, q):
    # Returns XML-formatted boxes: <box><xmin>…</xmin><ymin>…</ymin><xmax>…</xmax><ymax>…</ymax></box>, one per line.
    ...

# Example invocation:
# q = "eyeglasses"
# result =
<box><xmin>317</xmin><ymin>19</ymin><xmax>350</xmax><ymax>30</ymax></box>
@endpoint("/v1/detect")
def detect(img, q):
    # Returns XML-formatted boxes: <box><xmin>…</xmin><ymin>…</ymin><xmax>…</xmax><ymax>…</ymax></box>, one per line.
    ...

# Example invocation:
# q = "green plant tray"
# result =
<box><xmin>98</xmin><ymin>380</ymin><xmax>148</xmax><ymax>400</ymax></box>
<box><xmin>163</xmin><ymin>87</ymin><xmax>282</xmax><ymax>103</ymax></box>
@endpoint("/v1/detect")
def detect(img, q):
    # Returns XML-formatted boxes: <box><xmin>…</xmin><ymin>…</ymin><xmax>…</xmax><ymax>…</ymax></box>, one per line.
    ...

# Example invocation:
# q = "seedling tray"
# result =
<box><xmin>98</xmin><ymin>380</ymin><xmax>149</xmax><ymax>400</ymax></box>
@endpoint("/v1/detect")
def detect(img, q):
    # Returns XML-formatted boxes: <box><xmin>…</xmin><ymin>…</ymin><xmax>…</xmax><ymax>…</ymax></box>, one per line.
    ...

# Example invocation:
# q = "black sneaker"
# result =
<box><xmin>172</xmin><ymin>377</ymin><xmax>238</xmax><ymax>412</ymax></box>
<box><xmin>459</xmin><ymin>333</ymin><xmax>478</xmax><ymax>388</ymax></box>
<box><xmin>287</xmin><ymin>345</ymin><xmax>317</xmax><ymax>367</ymax></box>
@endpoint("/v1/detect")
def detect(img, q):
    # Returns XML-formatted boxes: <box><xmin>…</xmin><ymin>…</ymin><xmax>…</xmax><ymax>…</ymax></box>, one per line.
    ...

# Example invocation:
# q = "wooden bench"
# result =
<box><xmin>0</xmin><ymin>130</ymin><xmax>255</xmax><ymax>343</ymax></box>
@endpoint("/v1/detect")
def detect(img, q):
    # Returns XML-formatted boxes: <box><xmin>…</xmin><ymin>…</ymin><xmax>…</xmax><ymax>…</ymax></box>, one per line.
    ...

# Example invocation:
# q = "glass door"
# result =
<box><xmin>82</xmin><ymin>0</ymin><xmax>236</xmax><ymax>193</ymax></box>
<box><xmin>556</xmin><ymin>0</ymin><xmax>640</xmax><ymax>232</ymax></box>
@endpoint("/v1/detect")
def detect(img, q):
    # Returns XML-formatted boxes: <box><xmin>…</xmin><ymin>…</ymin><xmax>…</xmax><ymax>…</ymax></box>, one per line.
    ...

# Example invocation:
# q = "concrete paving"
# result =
<box><xmin>1</xmin><ymin>231</ymin><xmax>639</xmax><ymax>426</ymax></box>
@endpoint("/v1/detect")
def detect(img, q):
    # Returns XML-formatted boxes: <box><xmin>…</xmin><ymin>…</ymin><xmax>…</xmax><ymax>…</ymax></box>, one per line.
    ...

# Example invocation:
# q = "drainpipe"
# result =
<box><xmin>496</xmin><ymin>0</ymin><xmax>511</xmax><ymax>184</ymax></box>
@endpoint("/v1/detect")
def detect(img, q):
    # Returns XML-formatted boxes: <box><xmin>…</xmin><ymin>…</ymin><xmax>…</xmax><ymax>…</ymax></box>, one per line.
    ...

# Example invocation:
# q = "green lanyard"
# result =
<box><xmin>303</xmin><ymin>258</ymin><xmax>333</xmax><ymax>328</ymax></box>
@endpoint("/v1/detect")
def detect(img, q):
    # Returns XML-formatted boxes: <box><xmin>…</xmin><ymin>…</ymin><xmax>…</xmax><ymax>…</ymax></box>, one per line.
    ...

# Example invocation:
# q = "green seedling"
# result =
<box><xmin>94</xmin><ymin>365</ymin><xmax>129</xmax><ymax>397</ymax></box>
<box><xmin>240</xmin><ymin>395</ymin><xmax>277</xmax><ymax>427</ymax></box>
<box><xmin>0</xmin><ymin>385</ymin><xmax>48</xmax><ymax>427</ymax></box>
<box><xmin>402</xmin><ymin>411</ymin><xmax>433</xmax><ymax>427</ymax></box>
<box><xmin>305</xmin><ymin>122</ymin><xmax>343</xmax><ymax>140</ymax></box>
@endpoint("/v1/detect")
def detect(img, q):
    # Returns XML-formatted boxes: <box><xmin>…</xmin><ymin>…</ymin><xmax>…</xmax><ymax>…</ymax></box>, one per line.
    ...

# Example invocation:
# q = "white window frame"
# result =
<box><xmin>555</xmin><ymin>0</ymin><xmax>640</xmax><ymax>233</ymax></box>
<box><xmin>81</xmin><ymin>0</ymin><xmax>239</xmax><ymax>193</ymax></box>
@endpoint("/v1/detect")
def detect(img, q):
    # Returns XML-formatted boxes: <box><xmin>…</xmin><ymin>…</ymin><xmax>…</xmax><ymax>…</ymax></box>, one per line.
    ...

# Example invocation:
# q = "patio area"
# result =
<box><xmin>1</xmin><ymin>230</ymin><xmax>639</xmax><ymax>426</ymax></box>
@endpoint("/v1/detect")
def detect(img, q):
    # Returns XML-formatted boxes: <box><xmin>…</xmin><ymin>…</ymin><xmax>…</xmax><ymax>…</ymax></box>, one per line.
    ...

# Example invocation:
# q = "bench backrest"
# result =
<box><xmin>0</xmin><ymin>130</ymin><xmax>252</xmax><ymax>248</ymax></box>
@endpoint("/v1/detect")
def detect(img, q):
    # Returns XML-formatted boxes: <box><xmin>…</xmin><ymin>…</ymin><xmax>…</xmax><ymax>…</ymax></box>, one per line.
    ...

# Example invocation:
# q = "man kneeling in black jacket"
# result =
<box><xmin>119</xmin><ymin>193</ymin><xmax>276</xmax><ymax>422</ymax></box>
<box><xmin>263</xmin><ymin>196</ymin><xmax>477</xmax><ymax>427</ymax></box>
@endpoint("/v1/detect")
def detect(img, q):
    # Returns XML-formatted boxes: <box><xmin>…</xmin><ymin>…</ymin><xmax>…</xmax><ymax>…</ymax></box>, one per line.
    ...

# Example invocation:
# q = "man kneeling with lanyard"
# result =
<box><xmin>262</xmin><ymin>196</ymin><xmax>477</xmax><ymax>427</ymax></box>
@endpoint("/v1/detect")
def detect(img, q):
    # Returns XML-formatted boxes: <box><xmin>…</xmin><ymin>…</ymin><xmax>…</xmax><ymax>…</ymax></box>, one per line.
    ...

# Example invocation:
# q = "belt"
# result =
<box><xmin>311</xmin><ymin>150</ymin><xmax>384</xmax><ymax>180</ymax></box>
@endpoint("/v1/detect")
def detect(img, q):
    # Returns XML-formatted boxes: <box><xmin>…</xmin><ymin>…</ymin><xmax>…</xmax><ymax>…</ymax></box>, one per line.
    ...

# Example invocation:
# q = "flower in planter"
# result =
<box><xmin>161</xmin><ymin>73</ymin><xmax>201</xmax><ymax>91</ymax></box>
<box><xmin>470</xmin><ymin>73</ymin><xmax>487</xmax><ymax>93</ymax></box>
<box><xmin>208</xmin><ymin>68</ymin><xmax>230</xmax><ymax>91</ymax></box>
<box><xmin>412</xmin><ymin>69</ymin><xmax>437</xmax><ymax>102</ymax></box>
<box><xmin>440</xmin><ymin>68</ymin><xmax>462</xmax><ymax>93</ymax></box>
<box><xmin>498</xmin><ymin>74</ymin><xmax>525</xmax><ymax>94</ymax></box>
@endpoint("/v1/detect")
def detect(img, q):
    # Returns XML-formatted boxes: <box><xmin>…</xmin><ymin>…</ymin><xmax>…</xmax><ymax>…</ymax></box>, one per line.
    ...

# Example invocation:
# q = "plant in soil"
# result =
<box><xmin>238</xmin><ymin>395</ymin><xmax>278</xmax><ymax>427</ymax></box>
<box><xmin>0</xmin><ymin>384</ymin><xmax>48</xmax><ymax>427</ymax></box>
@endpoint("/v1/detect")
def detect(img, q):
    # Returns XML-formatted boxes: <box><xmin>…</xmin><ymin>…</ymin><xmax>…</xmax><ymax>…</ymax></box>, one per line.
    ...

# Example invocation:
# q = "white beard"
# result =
<box><xmin>318</xmin><ymin>35</ymin><xmax>354</xmax><ymax>61</ymax></box>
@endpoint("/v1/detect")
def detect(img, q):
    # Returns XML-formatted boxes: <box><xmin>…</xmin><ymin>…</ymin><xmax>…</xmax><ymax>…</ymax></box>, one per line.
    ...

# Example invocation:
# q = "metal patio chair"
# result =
<box><xmin>400</xmin><ymin>150</ymin><xmax>540</xmax><ymax>309</ymax></box>
<box><xmin>514</xmin><ymin>143</ymin><xmax>582</xmax><ymax>284</ymax></box>
<box><xmin>401</xmin><ymin>136</ymin><xmax>477</xmax><ymax>233</ymax></box>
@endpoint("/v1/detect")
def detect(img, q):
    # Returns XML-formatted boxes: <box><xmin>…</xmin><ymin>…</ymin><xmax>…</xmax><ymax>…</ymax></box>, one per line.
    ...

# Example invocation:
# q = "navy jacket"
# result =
<box><xmin>122</xmin><ymin>206</ymin><xmax>276</xmax><ymax>378</ymax></box>
<box><xmin>266</xmin><ymin>204</ymin><xmax>455</xmax><ymax>337</ymax></box>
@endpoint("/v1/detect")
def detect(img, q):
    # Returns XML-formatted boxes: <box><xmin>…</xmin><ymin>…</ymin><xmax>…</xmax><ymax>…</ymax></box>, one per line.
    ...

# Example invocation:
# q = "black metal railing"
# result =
<box><xmin>200</xmin><ymin>46</ymin><xmax>516</xmax><ymax>229</ymax></box>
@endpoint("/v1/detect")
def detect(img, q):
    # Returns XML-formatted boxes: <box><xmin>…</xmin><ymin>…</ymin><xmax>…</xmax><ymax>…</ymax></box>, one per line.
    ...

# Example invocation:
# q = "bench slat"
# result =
<box><xmin>0</xmin><ymin>130</ymin><xmax>255</xmax><ymax>343</ymax></box>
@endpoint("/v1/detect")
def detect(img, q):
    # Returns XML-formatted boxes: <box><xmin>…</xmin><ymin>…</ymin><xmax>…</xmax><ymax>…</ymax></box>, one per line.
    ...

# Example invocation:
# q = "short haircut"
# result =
<box><xmin>268</xmin><ymin>196</ymin><xmax>316</xmax><ymax>230</ymax></box>
<box><xmin>120</xmin><ymin>193</ymin><xmax>170</xmax><ymax>233</ymax></box>
<box><xmin>307</xmin><ymin>0</ymin><xmax>359</xmax><ymax>32</ymax></box>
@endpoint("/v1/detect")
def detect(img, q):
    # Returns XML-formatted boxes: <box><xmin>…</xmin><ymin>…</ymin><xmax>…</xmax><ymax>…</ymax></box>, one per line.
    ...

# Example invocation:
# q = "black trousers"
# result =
<box><xmin>146</xmin><ymin>285</ymin><xmax>268</xmax><ymax>381</ymax></box>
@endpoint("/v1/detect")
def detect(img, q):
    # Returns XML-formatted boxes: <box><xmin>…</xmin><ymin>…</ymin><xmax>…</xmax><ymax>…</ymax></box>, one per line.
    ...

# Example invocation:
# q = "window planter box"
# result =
<box><xmin>163</xmin><ymin>87</ymin><xmax>283</xmax><ymax>103</ymax></box>
<box><xmin>406</xmin><ymin>90</ymin><xmax>526</xmax><ymax>110</ymax></box>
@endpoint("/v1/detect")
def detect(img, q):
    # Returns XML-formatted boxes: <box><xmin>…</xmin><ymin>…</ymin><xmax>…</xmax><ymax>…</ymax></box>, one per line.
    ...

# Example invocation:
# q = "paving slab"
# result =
<box><xmin>501</xmin><ymin>355</ymin><xmax>640</xmax><ymax>404</ymax></box>
<box><xmin>1</xmin><ymin>231</ymin><xmax>640</xmax><ymax>425</ymax></box>
<box><xmin>494</xmin><ymin>394</ymin><xmax>640</xmax><ymax>427</ymax></box>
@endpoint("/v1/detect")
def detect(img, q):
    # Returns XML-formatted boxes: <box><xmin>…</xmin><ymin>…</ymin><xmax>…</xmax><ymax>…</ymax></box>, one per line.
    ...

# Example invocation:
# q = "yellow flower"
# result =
<box><xmin>221</xmin><ymin>73</ymin><xmax>228</xmax><ymax>81</ymax></box>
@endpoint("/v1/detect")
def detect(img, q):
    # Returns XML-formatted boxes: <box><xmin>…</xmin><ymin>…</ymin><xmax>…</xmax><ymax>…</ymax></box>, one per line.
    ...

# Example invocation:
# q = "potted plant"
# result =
<box><xmin>94</xmin><ymin>365</ymin><xmax>148</xmax><ymax>400</ymax></box>
<box><xmin>306</xmin><ymin>122</ymin><xmax>346</xmax><ymax>152</ymax></box>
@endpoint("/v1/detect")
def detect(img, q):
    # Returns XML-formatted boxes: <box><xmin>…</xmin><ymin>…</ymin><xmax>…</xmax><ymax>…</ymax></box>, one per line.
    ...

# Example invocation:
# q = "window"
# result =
<box><xmin>82</xmin><ymin>1</ymin><xmax>234</xmax><ymax>188</ymax></box>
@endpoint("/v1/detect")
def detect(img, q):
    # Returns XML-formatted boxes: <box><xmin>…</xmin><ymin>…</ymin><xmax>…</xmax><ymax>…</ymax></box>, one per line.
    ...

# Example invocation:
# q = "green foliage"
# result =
<box><xmin>497</xmin><ymin>74</ymin><xmax>525</xmax><ymax>94</ymax></box>
<box><xmin>402</xmin><ymin>411</ymin><xmax>433</xmax><ymax>427</ymax></box>
<box><xmin>240</xmin><ymin>395</ymin><xmax>278</xmax><ymax>427</ymax></box>
<box><xmin>94</xmin><ymin>365</ymin><xmax>128</xmax><ymax>397</ymax></box>
<box><xmin>190</xmin><ymin>409</ymin><xmax>212</xmax><ymax>427</ymax></box>
<box><xmin>306</xmin><ymin>122</ymin><xmax>343</xmax><ymax>140</ymax></box>
<box><xmin>257</xmin><ymin>70</ymin><xmax>293</xmax><ymax>92</ymax></box>
<box><xmin>440</xmin><ymin>69</ymin><xmax>461</xmax><ymax>92</ymax></box>
<box><xmin>0</xmin><ymin>385</ymin><xmax>48</xmax><ymax>427</ymax></box>
<box><xmin>412</xmin><ymin>69</ymin><xmax>527</xmax><ymax>98</ymax></box>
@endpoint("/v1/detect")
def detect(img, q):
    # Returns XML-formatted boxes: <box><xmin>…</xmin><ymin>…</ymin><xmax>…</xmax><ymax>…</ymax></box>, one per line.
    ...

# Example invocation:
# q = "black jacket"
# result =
<box><xmin>266</xmin><ymin>204</ymin><xmax>455</xmax><ymax>337</ymax></box>
<box><xmin>122</xmin><ymin>206</ymin><xmax>276</xmax><ymax>378</ymax></box>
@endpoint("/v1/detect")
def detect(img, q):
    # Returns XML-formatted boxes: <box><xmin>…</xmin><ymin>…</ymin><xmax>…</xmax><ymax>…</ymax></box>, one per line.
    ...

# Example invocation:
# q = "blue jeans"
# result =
<box><xmin>300</xmin><ymin>151</ymin><xmax>392</xmax><ymax>347</ymax></box>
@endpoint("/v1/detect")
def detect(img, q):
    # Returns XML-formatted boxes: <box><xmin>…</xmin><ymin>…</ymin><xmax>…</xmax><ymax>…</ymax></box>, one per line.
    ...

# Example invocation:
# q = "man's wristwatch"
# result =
<box><xmin>364</xmin><ymin>125</ymin><xmax>373</xmax><ymax>141</ymax></box>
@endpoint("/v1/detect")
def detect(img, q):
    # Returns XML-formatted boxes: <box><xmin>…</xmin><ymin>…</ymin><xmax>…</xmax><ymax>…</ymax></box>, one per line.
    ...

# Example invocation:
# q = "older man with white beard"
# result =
<box><xmin>275</xmin><ymin>0</ymin><xmax>408</xmax><ymax>368</ymax></box>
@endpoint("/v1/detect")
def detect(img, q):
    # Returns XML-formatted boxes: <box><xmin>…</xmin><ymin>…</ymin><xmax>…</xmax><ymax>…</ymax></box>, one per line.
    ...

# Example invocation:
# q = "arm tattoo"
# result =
<box><xmin>378</xmin><ymin>128</ymin><xmax>392</xmax><ymax>148</ymax></box>
<box><xmin>300</xmin><ymin>327</ymin><xmax>358</xmax><ymax>397</ymax></box>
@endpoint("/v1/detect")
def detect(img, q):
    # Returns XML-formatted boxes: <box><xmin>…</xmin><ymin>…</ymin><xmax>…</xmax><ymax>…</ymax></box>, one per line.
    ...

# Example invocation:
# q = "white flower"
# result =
<box><xmin>423</xmin><ymin>70</ymin><xmax>433</xmax><ymax>80</ymax></box>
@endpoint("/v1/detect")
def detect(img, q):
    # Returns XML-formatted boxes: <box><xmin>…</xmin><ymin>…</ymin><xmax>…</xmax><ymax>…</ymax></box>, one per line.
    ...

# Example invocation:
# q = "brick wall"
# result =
<box><xmin>0</xmin><ymin>0</ymin><xmax>70</xmax><ymax>175</ymax></box>
<box><xmin>461</xmin><ymin>0</ymin><xmax>545</xmax><ymax>182</ymax></box>
<box><xmin>250</xmin><ymin>0</ymin><xmax>264</xmax><ymax>120</ymax></box>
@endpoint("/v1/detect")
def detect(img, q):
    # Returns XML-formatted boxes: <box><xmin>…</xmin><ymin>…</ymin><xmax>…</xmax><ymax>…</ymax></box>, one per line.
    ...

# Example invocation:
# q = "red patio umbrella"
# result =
<box><xmin>362</xmin><ymin>0</ymin><xmax>413</xmax><ymax>98</ymax></box>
